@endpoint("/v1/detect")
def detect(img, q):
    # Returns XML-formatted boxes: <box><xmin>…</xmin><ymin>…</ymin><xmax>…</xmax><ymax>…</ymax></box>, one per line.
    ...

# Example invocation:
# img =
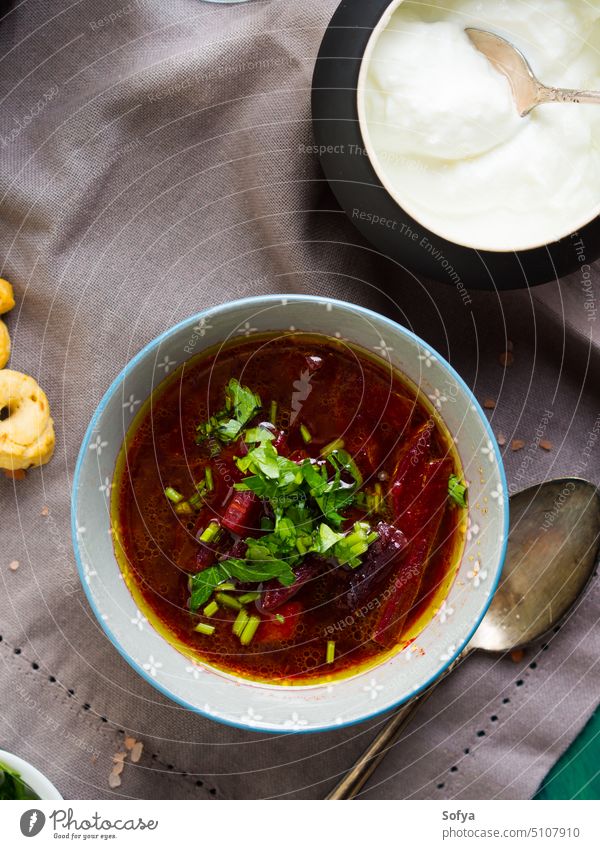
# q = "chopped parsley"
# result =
<box><xmin>195</xmin><ymin>378</ymin><xmax>261</xmax><ymax>445</ymax></box>
<box><xmin>448</xmin><ymin>473</ymin><xmax>468</xmax><ymax>508</ymax></box>
<box><xmin>190</xmin><ymin>558</ymin><xmax>295</xmax><ymax>610</ymax></box>
<box><xmin>188</xmin><ymin>439</ymin><xmax>376</xmax><ymax>611</ymax></box>
<box><xmin>189</xmin><ymin>383</ymin><xmax>383</xmax><ymax>612</ymax></box>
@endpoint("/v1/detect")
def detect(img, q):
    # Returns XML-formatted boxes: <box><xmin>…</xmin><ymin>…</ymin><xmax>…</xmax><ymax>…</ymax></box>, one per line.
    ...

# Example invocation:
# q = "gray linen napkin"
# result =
<box><xmin>0</xmin><ymin>0</ymin><xmax>599</xmax><ymax>800</ymax></box>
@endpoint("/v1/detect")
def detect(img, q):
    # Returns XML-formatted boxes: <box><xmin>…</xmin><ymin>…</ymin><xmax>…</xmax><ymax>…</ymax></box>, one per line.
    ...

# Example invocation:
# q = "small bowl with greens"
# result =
<box><xmin>0</xmin><ymin>750</ymin><xmax>62</xmax><ymax>800</ymax></box>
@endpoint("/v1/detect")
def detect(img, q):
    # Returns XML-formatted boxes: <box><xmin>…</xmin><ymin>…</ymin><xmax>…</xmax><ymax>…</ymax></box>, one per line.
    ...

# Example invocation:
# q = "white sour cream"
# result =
<box><xmin>359</xmin><ymin>0</ymin><xmax>600</xmax><ymax>251</ymax></box>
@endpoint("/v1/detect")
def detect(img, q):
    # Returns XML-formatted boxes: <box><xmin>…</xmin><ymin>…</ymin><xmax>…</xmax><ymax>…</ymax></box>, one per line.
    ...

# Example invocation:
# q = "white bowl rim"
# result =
<box><xmin>0</xmin><ymin>749</ymin><xmax>63</xmax><ymax>800</ymax></box>
<box><xmin>71</xmin><ymin>293</ymin><xmax>509</xmax><ymax>734</ymax></box>
<box><xmin>355</xmin><ymin>0</ymin><xmax>600</xmax><ymax>254</ymax></box>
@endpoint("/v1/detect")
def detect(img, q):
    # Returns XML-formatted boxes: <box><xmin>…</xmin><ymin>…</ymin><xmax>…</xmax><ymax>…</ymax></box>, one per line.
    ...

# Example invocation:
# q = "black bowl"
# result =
<box><xmin>311</xmin><ymin>0</ymin><xmax>600</xmax><ymax>291</ymax></box>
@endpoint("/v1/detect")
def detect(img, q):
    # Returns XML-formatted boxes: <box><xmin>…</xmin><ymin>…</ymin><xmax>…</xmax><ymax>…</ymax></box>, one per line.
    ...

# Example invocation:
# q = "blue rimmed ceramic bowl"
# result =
<box><xmin>71</xmin><ymin>295</ymin><xmax>507</xmax><ymax>733</ymax></box>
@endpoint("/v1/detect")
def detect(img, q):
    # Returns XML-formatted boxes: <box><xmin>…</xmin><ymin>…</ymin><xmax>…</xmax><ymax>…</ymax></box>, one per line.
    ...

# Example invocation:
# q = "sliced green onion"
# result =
<box><xmin>326</xmin><ymin>641</ymin><xmax>336</xmax><ymax>664</ymax></box>
<box><xmin>274</xmin><ymin>614</ymin><xmax>285</xmax><ymax>624</ymax></box>
<box><xmin>174</xmin><ymin>501</ymin><xmax>193</xmax><ymax>515</ymax></box>
<box><xmin>355</xmin><ymin>491</ymin><xmax>368</xmax><ymax>508</ymax></box>
<box><xmin>194</xmin><ymin>622</ymin><xmax>215</xmax><ymax>636</ymax></box>
<box><xmin>334</xmin><ymin>448</ymin><xmax>363</xmax><ymax>488</ymax></box>
<box><xmin>322</xmin><ymin>438</ymin><xmax>344</xmax><ymax>457</ymax></box>
<box><xmin>188</xmin><ymin>492</ymin><xmax>202</xmax><ymax>509</ymax></box>
<box><xmin>232</xmin><ymin>607</ymin><xmax>250</xmax><ymax>637</ymax></box>
<box><xmin>217</xmin><ymin>582</ymin><xmax>236</xmax><ymax>592</ymax></box>
<box><xmin>216</xmin><ymin>592</ymin><xmax>242</xmax><ymax>610</ymax></box>
<box><xmin>270</xmin><ymin>400</ymin><xmax>277</xmax><ymax>424</ymax></box>
<box><xmin>203</xmin><ymin>600</ymin><xmax>219</xmax><ymax>618</ymax></box>
<box><xmin>448</xmin><ymin>474</ymin><xmax>468</xmax><ymax>508</ymax></box>
<box><xmin>238</xmin><ymin>592</ymin><xmax>260</xmax><ymax>604</ymax></box>
<box><xmin>189</xmin><ymin>483</ymin><xmax>206</xmax><ymax>509</ymax></box>
<box><xmin>300</xmin><ymin>424</ymin><xmax>312</xmax><ymax>444</ymax></box>
<box><xmin>205</xmin><ymin>466</ymin><xmax>214</xmax><ymax>491</ymax></box>
<box><xmin>240</xmin><ymin>615</ymin><xmax>261</xmax><ymax>646</ymax></box>
<box><xmin>165</xmin><ymin>486</ymin><xmax>184</xmax><ymax>504</ymax></box>
<box><xmin>199</xmin><ymin>521</ymin><xmax>220</xmax><ymax>543</ymax></box>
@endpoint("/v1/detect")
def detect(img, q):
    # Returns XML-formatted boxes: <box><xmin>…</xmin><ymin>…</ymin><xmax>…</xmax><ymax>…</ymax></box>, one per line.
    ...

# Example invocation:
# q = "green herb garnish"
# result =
<box><xmin>199</xmin><ymin>521</ymin><xmax>220</xmax><ymax>544</ymax></box>
<box><xmin>203</xmin><ymin>600</ymin><xmax>219</xmax><ymax>618</ymax></box>
<box><xmin>240</xmin><ymin>614</ymin><xmax>261</xmax><ymax>645</ymax></box>
<box><xmin>216</xmin><ymin>592</ymin><xmax>243</xmax><ymax>610</ymax></box>
<box><xmin>300</xmin><ymin>424</ymin><xmax>312</xmax><ymax>444</ymax></box>
<box><xmin>189</xmin><ymin>557</ymin><xmax>295</xmax><ymax>611</ymax></box>
<box><xmin>195</xmin><ymin>378</ymin><xmax>261</xmax><ymax>445</ymax></box>
<box><xmin>164</xmin><ymin>486</ymin><xmax>184</xmax><ymax>504</ymax></box>
<box><xmin>189</xmin><ymin>388</ymin><xmax>380</xmax><ymax>614</ymax></box>
<box><xmin>232</xmin><ymin>607</ymin><xmax>250</xmax><ymax>637</ymax></box>
<box><xmin>448</xmin><ymin>474</ymin><xmax>468</xmax><ymax>508</ymax></box>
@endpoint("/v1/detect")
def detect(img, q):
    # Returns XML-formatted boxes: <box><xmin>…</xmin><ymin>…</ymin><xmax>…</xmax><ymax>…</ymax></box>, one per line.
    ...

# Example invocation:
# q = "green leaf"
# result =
<box><xmin>224</xmin><ymin>557</ymin><xmax>295</xmax><ymax>586</ymax></box>
<box><xmin>228</xmin><ymin>378</ymin><xmax>261</xmax><ymax>425</ymax></box>
<box><xmin>195</xmin><ymin>379</ymin><xmax>261</xmax><ymax>445</ymax></box>
<box><xmin>448</xmin><ymin>474</ymin><xmax>468</xmax><ymax>508</ymax></box>
<box><xmin>244</xmin><ymin>426</ymin><xmax>275</xmax><ymax>443</ymax></box>
<box><xmin>237</xmin><ymin>441</ymin><xmax>281</xmax><ymax>479</ymax></box>
<box><xmin>318</xmin><ymin>523</ymin><xmax>344</xmax><ymax>553</ymax></box>
<box><xmin>189</xmin><ymin>565</ymin><xmax>229</xmax><ymax>610</ymax></box>
<box><xmin>216</xmin><ymin>418</ymin><xmax>243</xmax><ymax>441</ymax></box>
<box><xmin>332</xmin><ymin>522</ymin><xmax>374</xmax><ymax>568</ymax></box>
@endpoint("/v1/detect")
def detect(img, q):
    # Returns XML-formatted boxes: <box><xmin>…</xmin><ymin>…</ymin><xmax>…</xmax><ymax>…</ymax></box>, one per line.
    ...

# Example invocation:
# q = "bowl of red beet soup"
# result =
<box><xmin>72</xmin><ymin>295</ymin><xmax>507</xmax><ymax>732</ymax></box>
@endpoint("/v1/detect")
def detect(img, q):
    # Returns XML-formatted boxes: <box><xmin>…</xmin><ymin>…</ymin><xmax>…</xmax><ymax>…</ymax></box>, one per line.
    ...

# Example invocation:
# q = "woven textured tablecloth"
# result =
<box><xmin>1</xmin><ymin>0</ymin><xmax>599</xmax><ymax>800</ymax></box>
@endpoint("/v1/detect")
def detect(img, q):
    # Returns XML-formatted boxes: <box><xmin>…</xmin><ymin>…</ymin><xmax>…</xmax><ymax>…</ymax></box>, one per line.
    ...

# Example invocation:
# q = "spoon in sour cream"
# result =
<box><xmin>466</xmin><ymin>27</ymin><xmax>600</xmax><ymax>116</ymax></box>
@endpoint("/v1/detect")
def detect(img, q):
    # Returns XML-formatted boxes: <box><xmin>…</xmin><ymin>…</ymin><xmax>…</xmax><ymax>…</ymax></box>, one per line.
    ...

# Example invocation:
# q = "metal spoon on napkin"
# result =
<box><xmin>327</xmin><ymin>478</ymin><xmax>600</xmax><ymax>799</ymax></box>
<box><xmin>466</xmin><ymin>28</ymin><xmax>600</xmax><ymax>116</ymax></box>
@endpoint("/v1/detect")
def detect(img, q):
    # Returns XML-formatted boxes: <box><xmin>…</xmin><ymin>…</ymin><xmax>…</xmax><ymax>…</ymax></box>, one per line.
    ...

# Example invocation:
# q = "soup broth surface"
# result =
<box><xmin>113</xmin><ymin>333</ymin><xmax>465</xmax><ymax>684</ymax></box>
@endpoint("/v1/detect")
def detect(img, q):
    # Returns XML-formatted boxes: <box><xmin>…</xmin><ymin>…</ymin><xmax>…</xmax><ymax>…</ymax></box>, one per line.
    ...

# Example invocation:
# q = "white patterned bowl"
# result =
<box><xmin>72</xmin><ymin>295</ymin><xmax>507</xmax><ymax>733</ymax></box>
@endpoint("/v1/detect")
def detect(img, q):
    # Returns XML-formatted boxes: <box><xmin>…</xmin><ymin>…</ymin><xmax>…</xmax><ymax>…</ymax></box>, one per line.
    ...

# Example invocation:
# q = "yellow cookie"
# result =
<box><xmin>0</xmin><ymin>370</ymin><xmax>55</xmax><ymax>470</ymax></box>
<box><xmin>0</xmin><ymin>319</ymin><xmax>10</xmax><ymax>368</ymax></box>
<box><xmin>0</xmin><ymin>278</ymin><xmax>15</xmax><ymax>314</ymax></box>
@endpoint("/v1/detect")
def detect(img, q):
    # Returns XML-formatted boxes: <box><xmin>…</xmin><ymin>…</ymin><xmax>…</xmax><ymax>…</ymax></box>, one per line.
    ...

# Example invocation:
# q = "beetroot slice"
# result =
<box><xmin>221</xmin><ymin>490</ymin><xmax>261</xmax><ymax>535</ymax></box>
<box><xmin>260</xmin><ymin>558</ymin><xmax>322</xmax><ymax>611</ymax></box>
<box><xmin>373</xmin><ymin>458</ymin><xmax>451</xmax><ymax>647</ymax></box>
<box><xmin>342</xmin><ymin>522</ymin><xmax>407</xmax><ymax>611</ymax></box>
<box><xmin>390</xmin><ymin>421</ymin><xmax>434</xmax><ymax>521</ymax></box>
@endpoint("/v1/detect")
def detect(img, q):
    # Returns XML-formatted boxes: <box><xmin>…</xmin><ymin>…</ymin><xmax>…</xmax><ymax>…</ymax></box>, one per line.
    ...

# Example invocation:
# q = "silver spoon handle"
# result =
<box><xmin>326</xmin><ymin>690</ymin><xmax>433</xmax><ymax>799</ymax></box>
<box><xmin>326</xmin><ymin>651</ymin><xmax>468</xmax><ymax>800</ymax></box>
<box><xmin>537</xmin><ymin>84</ymin><xmax>600</xmax><ymax>107</ymax></box>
